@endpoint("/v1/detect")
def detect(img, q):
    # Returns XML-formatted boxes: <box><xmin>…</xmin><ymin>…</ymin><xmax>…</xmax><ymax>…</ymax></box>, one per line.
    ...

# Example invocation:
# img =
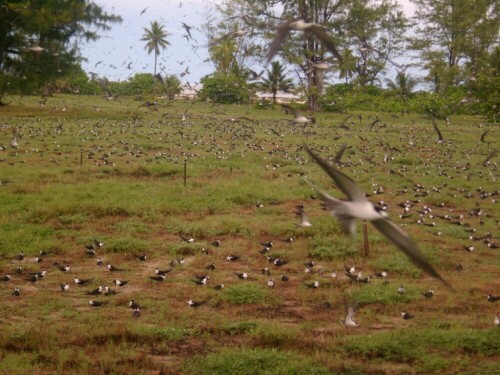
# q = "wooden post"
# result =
<box><xmin>363</xmin><ymin>221</ymin><xmax>369</xmax><ymax>257</ymax></box>
<box><xmin>183</xmin><ymin>159</ymin><xmax>187</xmax><ymax>187</ymax></box>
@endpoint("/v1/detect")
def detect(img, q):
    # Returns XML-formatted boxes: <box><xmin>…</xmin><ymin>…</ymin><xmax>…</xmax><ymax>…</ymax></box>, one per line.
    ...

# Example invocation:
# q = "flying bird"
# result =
<box><xmin>280</xmin><ymin>104</ymin><xmax>315</xmax><ymax>124</ymax></box>
<box><xmin>265</xmin><ymin>19</ymin><xmax>343</xmax><ymax>65</ymax></box>
<box><xmin>305</xmin><ymin>146</ymin><xmax>451</xmax><ymax>288</ymax></box>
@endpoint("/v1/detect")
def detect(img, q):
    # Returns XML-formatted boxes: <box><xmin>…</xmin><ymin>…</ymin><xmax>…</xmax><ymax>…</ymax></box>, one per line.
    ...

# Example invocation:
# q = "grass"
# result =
<box><xmin>0</xmin><ymin>94</ymin><xmax>498</xmax><ymax>374</ymax></box>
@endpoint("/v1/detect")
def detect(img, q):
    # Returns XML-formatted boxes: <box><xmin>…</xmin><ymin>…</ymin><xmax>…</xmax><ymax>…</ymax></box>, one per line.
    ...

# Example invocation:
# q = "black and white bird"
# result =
<box><xmin>150</xmin><ymin>275</ymin><xmax>166</xmax><ymax>281</ymax></box>
<box><xmin>88</xmin><ymin>300</ymin><xmax>106</xmax><ymax>308</ymax></box>
<box><xmin>235</xmin><ymin>272</ymin><xmax>248</xmax><ymax>280</ymax></box>
<box><xmin>376</xmin><ymin>271</ymin><xmax>388</xmax><ymax>278</ymax></box>
<box><xmin>213</xmin><ymin>283</ymin><xmax>225</xmax><ymax>290</ymax></box>
<box><xmin>273</xmin><ymin>258</ymin><xmax>288</xmax><ymax>267</ymax></box>
<box><xmin>304</xmin><ymin>280</ymin><xmax>320</xmax><ymax>289</ymax></box>
<box><xmin>267</xmin><ymin>279</ymin><xmax>275</xmax><ymax>288</ymax></box>
<box><xmin>85</xmin><ymin>286</ymin><xmax>103</xmax><ymax>296</ymax></box>
<box><xmin>96</xmin><ymin>258</ymin><xmax>103</xmax><ymax>266</ymax></box>
<box><xmin>114</xmin><ymin>279</ymin><xmax>128</xmax><ymax>287</ymax></box>
<box><xmin>397</xmin><ymin>285</ymin><xmax>406</xmax><ymax>294</ymax></box>
<box><xmin>0</xmin><ymin>274</ymin><xmax>11</xmax><ymax>282</ymax></box>
<box><xmin>180</xmin><ymin>235</ymin><xmax>194</xmax><ymax>243</ymax></box>
<box><xmin>261</xmin><ymin>241</ymin><xmax>273</xmax><ymax>248</ymax></box>
<box><xmin>296</xmin><ymin>205</ymin><xmax>312</xmax><ymax>227</ymax></box>
<box><xmin>93</xmin><ymin>238</ymin><xmax>105</xmax><ymax>247</ymax></box>
<box><xmin>155</xmin><ymin>268</ymin><xmax>173</xmax><ymax>276</ymax></box>
<box><xmin>60</xmin><ymin>283</ymin><xmax>70</xmax><ymax>292</ymax></box>
<box><xmin>211</xmin><ymin>240</ymin><xmax>221</xmax><ymax>247</ymax></box>
<box><xmin>305</xmin><ymin>147</ymin><xmax>450</xmax><ymax>288</ymax></box>
<box><xmin>74</xmin><ymin>278</ymin><xmax>93</xmax><ymax>286</ymax></box>
<box><xmin>401</xmin><ymin>311</ymin><xmax>413</xmax><ymax>320</ymax></box>
<box><xmin>205</xmin><ymin>263</ymin><xmax>216</xmax><ymax>271</ymax></box>
<box><xmin>133</xmin><ymin>253</ymin><xmax>147</xmax><ymax>261</ymax></box>
<box><xmin>106</xmin><ymin>264</ymin><xmax>123</xmax><ymax>272</ymax></box>
<box><xmin>192</xmin><ymin>275</ymin><xmax>210</xmax><ymax>285</ymax></box>
<box><xmin>53</xmin><ymin>262</ymin><xmax>70</xmax><ymax>272</ymax></box>
<box><xmin>227</xmin><ymin>255</ymin><xmax>240</xmax><ymax>261</ymax></box>
<box><xmin>85</xmin><ymin>244</ymin><xmax>96</xmax><ymax>255</ymax></box>
<box><xmin>487</xmin><ymin>294</ymin><xmax>499</xmax><ymax>302</ymax></box>
<box><xmin>280</xmin><ymin>274</ymin><xmax>289</xmax><ymax>282</ymax></box>
<box><xmin>15</xmin><ymin>265</ymin><xmax>22</xmax><ymax>274</ymax></box>
<box><xmin>187</xmin><ymin>299</ymin><xmax>208</xmax><ymax>307</ymax></box>
<box><xmin>132</xmin><ymin>308</ymin><xmax>141</xmax><ymax>318</ymax></box>
<box><xmin>423</xmin><ymin>289</ymin><xmax>434</xmax><ymax>298</ymax></box>
<box><xmin>129</xmin><ymin>300</ymin><xmax>140</xmax><ymax>309</ymax></box>
<box><xmin>16</xmin><ymin>252</ymin><xmax>24</xmax><ymax>261</ymax></box>
<box><xmin>12</xmin><ymin>287</ymin><xmax>20</xmax><ymax>296</ymax></box>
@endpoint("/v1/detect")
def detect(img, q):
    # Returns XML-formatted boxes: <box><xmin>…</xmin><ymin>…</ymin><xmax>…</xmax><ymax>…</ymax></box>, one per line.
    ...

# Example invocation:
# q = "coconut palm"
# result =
<box><xmin>140</xmin><ymin>21</ymin><xmax>170</xmax><ymax>78</ymax></box>
<box><xmin>386</xmin><ymin>70</ymin><xmax>418</xmax><ymax>115</ymax></box>
<box><xmin>261</xmin><ymin>61</ymin><xmax>294</xmax><ymax>104</ymax></box>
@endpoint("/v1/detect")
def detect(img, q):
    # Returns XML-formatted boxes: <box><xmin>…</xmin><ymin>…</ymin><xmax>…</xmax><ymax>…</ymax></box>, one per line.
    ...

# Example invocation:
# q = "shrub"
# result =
<box><xmin>198</xmin><ymin>73</ymin><xmax>250</xmax><ymax>104</ymax></box>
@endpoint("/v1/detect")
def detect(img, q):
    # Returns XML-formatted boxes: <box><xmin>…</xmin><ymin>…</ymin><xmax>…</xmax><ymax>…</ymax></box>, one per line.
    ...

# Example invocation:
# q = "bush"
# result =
<box><xmin>198</xmin><ymin>73</ymin><xmax>250</xmax><ymax>104</ymax></box>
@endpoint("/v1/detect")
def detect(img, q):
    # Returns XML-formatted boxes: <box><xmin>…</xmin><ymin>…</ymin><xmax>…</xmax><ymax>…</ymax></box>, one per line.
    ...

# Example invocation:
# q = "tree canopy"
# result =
<box><xmin>0</xmin><ymin>0</ymin><xmax>121</xmax><ymax>95</ymax></box>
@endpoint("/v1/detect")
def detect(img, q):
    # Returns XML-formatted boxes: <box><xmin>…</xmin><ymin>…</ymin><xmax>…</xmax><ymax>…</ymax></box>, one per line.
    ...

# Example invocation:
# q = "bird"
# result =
<box><xmin>401</xmin><ymin>312</ymin><xmax>413</xmax><ymax>320</ymax></box>
<box><xmin>261</xmin><ymin>241</ymin><xmax>273</xmax><ymax>248</ymax></box>
<box><xmin>267</xmin><ymin>279</ymin><xmax>275</xmax><ymax>288</ymax></box>
<box><xmin>343</xmin><ymin>303</ymin><xmax>358</xmax><ymax>327</ymax></box>
<box><xmin>265</xmin><ymin>19</ymin><xmax>343</xmax><ymax>65</ymax></box>
<box><xmin>114</xmin><ymin>279</ymin><xmax>128</xmax><ymax>287</ymax></box>
<box><xmin>53</xmin><ymin>262</ymin><xmax>70</xmax><ymax>272</ymax></box>
<box><xmin>85</xmin><ymin>286</ymin><xmax>103</xmax><ymax>296</ymax></box>
<box><xmin>211</xmin><ymin>240</ymin><xmax>221</xmax><ymax>247</ymax></box>
<box><xmin>205</xmin><ymin>263</ymin><xmax>216</xmax><ymax>271</ymax></box>
<box><xmin>180</xmin><ymin>235</ymin><xmax>194</xmax><ymax>243</ymax></box>
<box><xmin>397</xmin><ymin>285</ymin><xmax>406</xmax><ymax>294</ymax></box>
<box><xmin>213</xmin><ymin>283</ymin><xmax>225</xmax><ymax>290</ymax></box>
<box><xmin>187</xmin><ymin>299</ymin><xmax>208</xmax><ymax>307</ymax></box>
<box><xmin>16</xmin><ymin>252</ymin><xmax>24</xmax><ymax>261</ymax></box>
<box><xmin>432</xmin><ymin>118</ymin><xmax>444</xmax><ymax>142</ymax></box>
<box><xmin>139</xmin><ymin>6</ymin><xmax>148</xmax><ymax>15</ymax></box>
<box><xmin>248</xmin><ymin>69</ymin><xmax>265</xmax><ymax>81</ymax></box>
<box><xmin>376</xmin><ymin>271</ymin><xmax>388</xmax><ymax>278</ymax></box>
<box><xmin>487</xmin><ymin>294</ymin><xmax>500</xmax><ymax>302</ymax></box>
<box><xmin>235</xmin><ymin>272</ymin><xmax>248</xmax><ymax>280</ymax></box>
<box><xmin>227</xmin><ymin>255</ymin><xmax>240</xmax><ymax>261</ymax></box>
<box><xmin>74</xmin><ymin>278</ymin><xmax>93</xmax><ymax>286</ymax></box>
<box><xmin>305</xmin><ymin>146</ymin><xmax>450</xmax><ymax>288</ymax></box>
<box><xmin>132</xmin><ymin>308</ymin><xmax>141</xmax><ymax>318</ymax></box>
<box><xmin>296</xmin><ymin>205</ymin><xmax>312</xmax><ymax>227</ymax></box>
<box><xmin>129</xmin><ymin>300</ymin><xmax>140</xmax><ymax>309</ymax></box>
<box><xmin>60</xmin><ymin>283</ymin><xmax>69</xmax><ymax>292</ymax></box>
<box><xmin>192</xmin><ymin>275</ymin><xmax>210</xmax><ymax>285</ymax></box>
<box><xmin>280</xmin><ymin>104</ymin><xmax>315</xmax><ymax>124</ymax></box>
<box><xmin>88</xmin><ymin>300</ymin><xmax>106</xmax><ymax>308</ymax></box>
<box><xmin>181</xmin><ymin>22</ymin><xmax>193</xmax><ymax>39</ymax></box>
<box><xmin>150</xmin><ymin>275</ymin><xmax>166</xmax><ymax>281</ymax></box>
<box><xmin>0</xmin><ymin>274</ymin><xmax>11</xmax><ymax>282</ymax></box>
<box><xmin>96</xmin><ymin>258</ymin><xmax>103</xmax><ymax>266</ymax></box>
<box><xmin>304</xmin><ymin>280</ymin><xmax>320</xmax><ymax>288</ymax></box>
<box><xmin>133</xmin><ymin>253</ymin><xmax>147</xmax><ymax>261</ymax></box>
<box><xmin>273</xmin><ymin>258</ymin><xmax>288</xmax><ymax>267</ymax></box>
<box><xmin>15</xmin><ymin>265</ymin><xmax>22</xmax><ymax>274</ymax></box>
<box><xmin>12</xmin><ymin>287</ymin><xmax>20</xmax><ymax>296</ymax></box>
<box><xmin>208</xmin><ymin>28</ymin><xmax>248</xmax><ymax>47</ymax></box>
<box><xmin>280</xmin><ymin>274</ymin><xmax>289</xmax><ymax>282</ymax></box>
<box><xmin>155</xmin><ymin>268</ymin><xmax>173</xmax><ymax>276</ymax></box>
<box><xmin>106</xmin><ymin>264</ymin><xmax>123</xmax><ymax>272</ymax></box>
<box><xmin>495</xmin><ymin>316</ymin><xmax>500</xmax><ymax>327</ymax></box>
<box><xmin>423</xmin><ymin>289</ymin><xmax>434</xmax><ymax>298</ymax></box>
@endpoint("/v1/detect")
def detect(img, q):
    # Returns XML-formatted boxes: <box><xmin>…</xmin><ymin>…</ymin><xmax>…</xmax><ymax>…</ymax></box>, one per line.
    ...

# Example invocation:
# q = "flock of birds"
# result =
<box><xmin>1</xmin><ymin>96</ymin><xmax>498</xmax><ymax>329</ymax></box>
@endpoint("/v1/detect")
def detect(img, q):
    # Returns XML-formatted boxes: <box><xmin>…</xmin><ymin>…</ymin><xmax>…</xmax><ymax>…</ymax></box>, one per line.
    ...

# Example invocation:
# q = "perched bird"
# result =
<box><xmin>267</xmin><ymin>279</ymin><xmax>275</xmax><ymax>288</ymax></box>
<box><xmin>129</xmin><ymin>300</ymin><xmax>140</xmax><ymax>309</ymax></box>
<box><xmin>132</xmin><ymin>308</ymin><xmax>141</xmax><ymax>318</ymax></box>
<box><xmin>213</xmin><ymin>283</ymin><xmax>225</xmax><ymax>290</ymax></box>
<box><xmin>273</xmin><ymin>258</ymin><xmax>288</xmax><ymax>267</ymax></box>
<box><xmin>401</xmin><ymin>311</ymin><xmax>414</xmax><ymax>320</ymax></box>
<box><xmin>227</xmin><ymin>255</ymin><xmax>240</xmax><ymax>261</ymax></box>
<box><xmin>423</xmin><ymin>289</ymin><xmax>434</xmax><ymax>298</ymax></box>
<box><xmin>192</xmin><ymin>275</ymin><xmax>210</xmax><ymax>285</ymax></box>
<box><xmin>150</xmin><ymin>275</ymin><xmax>166</xmax><ymax>281</ymax></box>
<box><xmin>487</xmin><ymin>294</ymin><xmax>500</xmax><ymax>302</ymax></box>
<box><xmin>53</xmin><ymin>262</ymin><xmax>70</xmax><ymax>272</ymax></box>
<box><xmin>96</xmin><ymin>258</ymin><xmax>103</xmax><ymax>266</ymax></box>
<box><xmin>16</xmin><ymin>252</ymin><xmax>24</xmax><ymax>261</ymax></box>
<box><xmin>133</xmin><ymin>253</ymin><xmax>147</xmax><ymax>261</ymax></box>
<box><xmin>205</xmin><ymin>263</ymin><xmax>216</xmax><ymax>271</ymax></box>
<box><xmin>280</xmin><ymin>274</ymin><xmax>289</xmax><ymax>282</ymax></box>
<box><xmin>74</xmin><ymin>278</ymin><xmax>93</xmax><ymax>286</ymax></box>
<box><xmin>114</xmin><ymin>279</ymin><xmax>128</xmax><ymax>287</ymax></box>
<box><xmin>155</xmin><ymin>268</ymin><xmax>173</xmax><ymax>276</ymax></box>
<box><xmin>187</xmin><ymin>299</ymin><xmax>208</xmax><ymax>307</ymax></box>
<box><xmin>88</xmin><ymin>300</ymin><xmax>106</xmax><ymax>308</ymax></box>
<box><xmin>60</xmin><ymin>283</ymin><xmax>70</xmax><ymax>292</ymax></box>
<box><xmin>12</xmin><ymin>287</ymin><xmax>20</xmax><ymax>296</ymax></box>
<box><xmin>211</xmin><ymin>240</ymin><xmax>221</xmax><ymax>247</ymax></box>
<box><xmin>235</xmin><ymin>272</ymin><xmax>248</xmax><ymax>280</ymax></box>
<box><xmin>376</xmin><ymin>271</ymin><xmax>388</xmax><ymax>278</ymax></box>
<box><xmin>343</xmin><ymin>303</ymin><xmax>359</xmax><ymax>327</ymax></box>
<box><xmin>106</xmin><ymin>264</ymin><xmax>123</xmax><ymax>272</ymax></box>
<box><xmin>15</xmin><ymin>265</ymin><xmax>22</xmax><ymax>274</ymax></box>
<box><xmin>85</xmin><ymin>286</ymin><xmax>103</xmax><ymax>296</ymax></box>
<box><xmin>304</xmin><ymin>280</ymin><xmax>320</xmax><ymax>289</ymax></box>
<box><xmin>305</xmin><ymin>147</ymin><xmax>450</xmax><ymax>288</ymax></box>
<box><xmin>397</xmin><ymin>285</ymin><xmax>406</xmax><ymax>294</ymax></box>
<box><xmin>0</xmin><ymin>274</ymin><xmax>11</xmax><ymax>282</ymax></box>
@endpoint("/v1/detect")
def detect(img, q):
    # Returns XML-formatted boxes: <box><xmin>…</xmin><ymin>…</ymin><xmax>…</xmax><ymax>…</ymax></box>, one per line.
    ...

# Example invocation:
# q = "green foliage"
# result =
<box><xmin>199</xmin><ymin>73</ymin><xmax>250</xmax><ymax>104</ymax></box>
<box><xmin>125</xmin><ymin>73</ymin><xmax>155</xmax><ymax>96</ymax></box>
<box><xmin>163</xmin><ymin>74</ymin><xmax>182</xmax><ymax>99</ymax></box>
<box><xmin>260</xmin><ymin>61</ymin><xmax>294</xmax><ymax>103</ymax></box>
<box><xmin>184</xmin><ymin>348</ymin><xmax>331</xmax><ymax>375</ymax></box>
<box><xmin>0</xmin><ymin>1</ymin><xmax>121</xmax><ymax>93</ymax></box>
<box><xmin>140</xmin><ymin>20</ymin><xmax>170</xmax><ymax>77</ymax></box>
<box><xmin>348</xmin><ymin>283</ymin><xmax>418</xmax><ymax>306</ymax></box>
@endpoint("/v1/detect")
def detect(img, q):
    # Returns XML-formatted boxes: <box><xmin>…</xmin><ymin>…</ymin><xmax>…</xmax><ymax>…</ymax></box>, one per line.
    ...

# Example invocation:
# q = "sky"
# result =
<box><xmin>80</xmin><ymin>0</ymin><xmax>416</xmax><ymax>85</ymax></box>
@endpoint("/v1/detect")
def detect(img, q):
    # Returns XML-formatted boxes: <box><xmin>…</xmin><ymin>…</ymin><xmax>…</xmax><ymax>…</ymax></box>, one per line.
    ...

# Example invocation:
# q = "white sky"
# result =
<box><xmin>80</xmin><ymin>0</ymin><xmax>416</xmax><ymax>84</ymax></box>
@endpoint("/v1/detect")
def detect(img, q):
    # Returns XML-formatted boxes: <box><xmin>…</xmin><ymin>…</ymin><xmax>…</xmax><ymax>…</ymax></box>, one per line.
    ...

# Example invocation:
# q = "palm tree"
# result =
<box><xmin>386</xmin><ymin>70</ymin><xmax>418</xmax><ymax>115</ymax></box>
<box><xmin>140</xmin><ymin>21</ymin><xmax>170</xmax><ymax>78</ymax></box>
<box><xmin>261</xmin><ymin>61</ymin><xmax>294</xmax><ymax>104</ymax></box>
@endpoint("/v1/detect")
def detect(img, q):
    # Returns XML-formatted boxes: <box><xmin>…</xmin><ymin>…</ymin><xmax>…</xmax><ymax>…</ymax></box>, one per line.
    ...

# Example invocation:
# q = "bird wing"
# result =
<box><xmin>305</xmin><ymin>146</ymin><xmax>368</xmax><ymax>202</ymax></box>
<box><xmin>371</xmin><ymin>218</ymin><xmax>451</xmax><ymax>288</ymax></box>
<box><xmin>309</xmin><ymin>25</ymin><xmax>343</xmax><ymax>63</ymax></box>
<box><xmin>334</xmin><ymin>143</ymin><xmax>348</xmax><ymax>163</ymax></box>
<box><xmin>432</xmin><ymin>119</ymin><xmax>444</xmax><ymax>141</ymax></box>
<box><xmin>265</xmin><ymin>20</ymin><xmax>295</xmax><ymax>64</ymax></box>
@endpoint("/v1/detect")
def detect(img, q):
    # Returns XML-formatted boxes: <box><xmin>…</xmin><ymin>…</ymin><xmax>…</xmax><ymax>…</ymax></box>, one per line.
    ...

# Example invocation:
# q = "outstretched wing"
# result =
<box><xmin>371</xmin><ymin>218</ymin><xmax>451</xmax><ymax>288</ymax></box>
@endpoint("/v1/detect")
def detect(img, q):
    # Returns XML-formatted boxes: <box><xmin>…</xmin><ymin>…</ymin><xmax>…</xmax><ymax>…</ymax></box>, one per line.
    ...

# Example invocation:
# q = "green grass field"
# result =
<box><xmin>0</xmin><ymin>94</ymin><xmax>498</xmax><ymax>374</ymax></box>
